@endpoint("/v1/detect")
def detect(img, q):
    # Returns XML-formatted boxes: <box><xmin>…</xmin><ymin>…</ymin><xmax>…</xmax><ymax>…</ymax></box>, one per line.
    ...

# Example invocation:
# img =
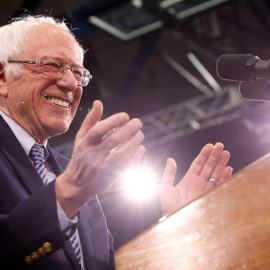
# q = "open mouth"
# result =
<box><xmin>45</xmin><ymin>95</ymin><xmax>70</xmax><ymax>109</ymax></box>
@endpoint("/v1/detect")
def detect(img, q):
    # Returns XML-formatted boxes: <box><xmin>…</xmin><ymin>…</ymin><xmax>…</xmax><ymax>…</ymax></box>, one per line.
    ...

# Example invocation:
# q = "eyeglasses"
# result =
<box><xmin>8</xmin><ymin>58</ymin><xmax>92</xmax><ymax>87</ymax></box>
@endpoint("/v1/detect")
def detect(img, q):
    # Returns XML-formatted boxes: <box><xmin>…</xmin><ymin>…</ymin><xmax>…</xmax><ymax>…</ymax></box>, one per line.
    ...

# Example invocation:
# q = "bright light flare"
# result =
<box><xmin>123</xmin><ymin>168</ymin><xmax>159</xmax><ymax>201</ymax></box>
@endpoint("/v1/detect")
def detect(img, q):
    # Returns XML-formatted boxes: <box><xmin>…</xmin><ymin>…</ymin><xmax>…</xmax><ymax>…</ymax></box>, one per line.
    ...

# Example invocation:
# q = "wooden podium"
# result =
<box><xmin>115</xmin><ymin>154</ymin><xmax>270</xmax><ymax>269</ymax></box>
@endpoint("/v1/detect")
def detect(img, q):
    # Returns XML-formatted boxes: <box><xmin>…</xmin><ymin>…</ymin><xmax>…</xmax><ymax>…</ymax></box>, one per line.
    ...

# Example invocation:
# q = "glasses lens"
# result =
<box><xmin>42</xmin><ymin>59</ymin><xmax>64</xmax><ymax>78</ymax></box>
<box><xmin>73</xmin><ymin>67</ymin><xmax>91</xmax><ymax>86</ymax></box>
<box><xmin>42</xmin><ymin>59</ymin><xmax>91</xmax><ymax>86</ymax></box>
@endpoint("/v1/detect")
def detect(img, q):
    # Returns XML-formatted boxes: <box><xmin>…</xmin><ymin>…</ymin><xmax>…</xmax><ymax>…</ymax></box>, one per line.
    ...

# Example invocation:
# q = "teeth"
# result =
<box><xmin>45</xmin><ymin>96</ymin><xmax>70</xmax><ymax>108</ymax></box>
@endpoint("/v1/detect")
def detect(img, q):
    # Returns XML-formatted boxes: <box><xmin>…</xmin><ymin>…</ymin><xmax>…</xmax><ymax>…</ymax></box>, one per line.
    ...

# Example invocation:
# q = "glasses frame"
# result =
<box><xmin>8</xmin><ymin>59</ymin><xmax>92</xmax><ymax>87</ymax></box>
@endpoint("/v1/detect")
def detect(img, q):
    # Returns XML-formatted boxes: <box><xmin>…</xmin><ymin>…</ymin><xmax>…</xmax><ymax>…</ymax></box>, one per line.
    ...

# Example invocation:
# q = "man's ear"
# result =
<box><xmin>0</xmin><ymin>62</ymin><xmax>9</xmax><ymax>97</ymax></box>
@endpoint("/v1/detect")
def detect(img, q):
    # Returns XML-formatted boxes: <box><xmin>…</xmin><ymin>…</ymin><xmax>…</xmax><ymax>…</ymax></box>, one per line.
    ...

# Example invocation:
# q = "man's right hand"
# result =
<box><xmin>55</xmin><ymin>100</ymin><xmax>145</xmax><ymax>218</ymax></box>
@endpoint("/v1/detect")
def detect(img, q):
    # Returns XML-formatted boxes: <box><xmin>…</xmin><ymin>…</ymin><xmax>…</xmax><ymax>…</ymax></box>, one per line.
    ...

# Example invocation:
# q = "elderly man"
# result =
<box><xmin>0</xmin><ymin>15</ymin><xmax>232</xmax><ymax>270</ymax></box>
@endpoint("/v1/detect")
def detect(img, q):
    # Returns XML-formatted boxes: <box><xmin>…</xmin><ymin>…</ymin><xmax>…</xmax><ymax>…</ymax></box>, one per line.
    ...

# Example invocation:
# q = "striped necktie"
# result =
<box><xmin>29</xmin><ymin>143</ymin><xmax>83</xmax><ymax>269</ymax></box>
<box><xmin>70</xmin><ymin>233</ymin><xmax>83</xmax><ymax>269</ymax></box>
<box><xmin>29</xmin><ymin>143</ymin><xmax>49</xmax><ymax>185</ymax></box>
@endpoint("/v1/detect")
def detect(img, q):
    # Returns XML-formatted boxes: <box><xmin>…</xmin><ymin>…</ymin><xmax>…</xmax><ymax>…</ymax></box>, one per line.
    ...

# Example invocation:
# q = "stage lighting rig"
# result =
<box><xmin>159</xmin><ymin>0</ymin><xmax>231</xmax><ymax>20</ymax></box>
<box><xmin>88</xmin><ymin>0</ymin><xmax>163</xmax><ymax>41</ymax></box>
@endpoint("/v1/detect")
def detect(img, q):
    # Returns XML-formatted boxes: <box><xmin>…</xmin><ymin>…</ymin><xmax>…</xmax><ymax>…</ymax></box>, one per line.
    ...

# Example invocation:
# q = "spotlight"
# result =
<box><xmin>123</xmin><ymin>168</ymin><xmax>159</xmax><ymax>201</ymax></box>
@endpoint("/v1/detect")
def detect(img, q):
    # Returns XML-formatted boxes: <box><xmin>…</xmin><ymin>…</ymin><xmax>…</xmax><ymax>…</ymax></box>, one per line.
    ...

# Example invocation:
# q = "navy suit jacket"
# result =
<box><xmin>0</xmin><ymin>116</ymin><xmax>115</xmax><ymax>270</ymax></box>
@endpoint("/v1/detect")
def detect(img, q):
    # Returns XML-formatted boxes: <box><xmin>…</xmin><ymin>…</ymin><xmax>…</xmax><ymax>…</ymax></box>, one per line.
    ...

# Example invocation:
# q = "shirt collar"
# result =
<box><xmin>0</xmin><ymin>110</ymin><xmax>48</xmax><ymax>155</ymax></box>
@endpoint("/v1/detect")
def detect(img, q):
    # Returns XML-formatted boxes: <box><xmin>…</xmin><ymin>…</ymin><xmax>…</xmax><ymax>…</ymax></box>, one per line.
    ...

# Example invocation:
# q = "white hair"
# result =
<box><xmin>0</xmin><ymin>15</ymin><xmax>85</xmax><ymax>78</ymax></box>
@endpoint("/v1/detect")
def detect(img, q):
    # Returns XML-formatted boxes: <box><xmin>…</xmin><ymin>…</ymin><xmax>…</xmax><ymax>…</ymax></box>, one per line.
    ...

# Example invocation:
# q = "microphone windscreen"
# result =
<box><xmin>240</xmin><ymin>77</ymin><xmax>270</xmax><ymax>102</ymax></box>
<box><xmin>216</xmin><ymin>54</ymin><xmax>254</xmax><ymax>81</ymax></box>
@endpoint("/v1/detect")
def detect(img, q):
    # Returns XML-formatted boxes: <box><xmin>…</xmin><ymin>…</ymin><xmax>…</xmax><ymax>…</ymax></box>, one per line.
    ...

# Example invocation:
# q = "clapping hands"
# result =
<box><xmin>158</xmin><ymin>142</ymin><xmax>232</xmax><ymax>216</ymax></box>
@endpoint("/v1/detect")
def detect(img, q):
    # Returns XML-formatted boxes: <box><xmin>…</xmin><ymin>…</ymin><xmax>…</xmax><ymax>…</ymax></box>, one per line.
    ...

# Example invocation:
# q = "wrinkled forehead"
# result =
<box><xmin>22</xmin><ymin>23</ymin><xmax>84</xmax><ymax>63</ymax></box>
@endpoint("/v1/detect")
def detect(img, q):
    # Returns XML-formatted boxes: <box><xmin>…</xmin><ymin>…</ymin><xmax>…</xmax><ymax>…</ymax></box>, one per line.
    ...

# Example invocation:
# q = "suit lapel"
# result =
<box><xmin>0</xmin><ymin>116</ymin><xmax>44</xmax><ymax>193</ymax></box>
<box><xmin>47</xmin><ymin>147</ymin><xmax>66</xmax><ymax>176</ymax></box>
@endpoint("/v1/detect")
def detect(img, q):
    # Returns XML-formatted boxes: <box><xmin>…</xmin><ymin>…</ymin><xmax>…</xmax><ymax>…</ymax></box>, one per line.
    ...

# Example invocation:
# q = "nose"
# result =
<box><xmin>56</xmin><ymin>68</ymin><xmax>78</xmax><ymax>91</ymax></box>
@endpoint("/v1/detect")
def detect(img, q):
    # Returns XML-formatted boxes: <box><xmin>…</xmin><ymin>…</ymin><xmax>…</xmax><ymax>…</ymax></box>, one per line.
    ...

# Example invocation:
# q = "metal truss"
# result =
<box><xmin>54</xmin><ymin>83</ymin><xmax>270</xmax><ymax>156</ymax></box>
<box><xmin>140</xmin><ymin>84</ymin><xmax>270</xmax><ymax>148</ymax></box>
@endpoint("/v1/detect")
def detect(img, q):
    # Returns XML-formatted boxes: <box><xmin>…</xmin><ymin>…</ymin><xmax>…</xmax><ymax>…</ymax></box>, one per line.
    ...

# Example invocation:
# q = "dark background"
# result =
<box><xmin>1</xmin><ymin>0</ymin><xmax>270</xmax><ymax>249</ymax></box>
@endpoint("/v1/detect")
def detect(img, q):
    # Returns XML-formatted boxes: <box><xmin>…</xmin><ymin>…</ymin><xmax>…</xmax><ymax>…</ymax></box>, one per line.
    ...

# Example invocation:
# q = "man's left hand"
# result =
<box><xmin>158</xmin><ymin>142</ymin><xmax>232</xmax><ymax>216</ymax></box>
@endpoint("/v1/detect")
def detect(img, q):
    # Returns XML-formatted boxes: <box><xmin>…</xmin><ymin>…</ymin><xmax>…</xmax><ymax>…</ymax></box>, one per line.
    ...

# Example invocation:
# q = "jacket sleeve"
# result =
<box><xmin>0</xmin><ymin>178</ymin><xmax>65</xmax><ymax>269</ymax></box>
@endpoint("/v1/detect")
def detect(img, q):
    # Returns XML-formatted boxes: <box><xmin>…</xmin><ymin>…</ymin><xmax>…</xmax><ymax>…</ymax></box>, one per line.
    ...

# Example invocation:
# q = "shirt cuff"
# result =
<box><xmin>56</xmin><ymin>200</ymin><xmax>78</xmax><ymax>231</ymax></box>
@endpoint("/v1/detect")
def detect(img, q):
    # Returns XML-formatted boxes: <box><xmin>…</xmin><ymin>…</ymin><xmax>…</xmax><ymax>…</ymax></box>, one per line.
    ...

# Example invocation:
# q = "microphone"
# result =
<box><xmin>216</xmin><ymin>54</ymin><xmax>270</xmax><ymax>101</ymax></box>
<box><xmin>216</xmin><ymin>54</ymin><xmax>270</xmax><ymax>82</ymax></box>
<box><xmin>240</xmin><ymin>78</ymin><xmax>270</xmax><ymax>101</ymax></box>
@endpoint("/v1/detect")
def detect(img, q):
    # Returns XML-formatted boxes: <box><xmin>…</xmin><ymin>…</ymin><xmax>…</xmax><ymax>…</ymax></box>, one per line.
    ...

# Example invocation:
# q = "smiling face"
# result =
<box><xmin>0</xmin><ymin>23</ymin><xmax>84</xmax><ymax>143</ymax></box>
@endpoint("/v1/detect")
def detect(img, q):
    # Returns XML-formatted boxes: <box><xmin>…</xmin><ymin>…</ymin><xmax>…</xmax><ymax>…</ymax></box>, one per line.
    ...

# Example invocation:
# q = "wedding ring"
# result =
<box><xmin>209</xmin><ymin>178</ymin><xmax>217</xmax><ymax>184</ymax></box>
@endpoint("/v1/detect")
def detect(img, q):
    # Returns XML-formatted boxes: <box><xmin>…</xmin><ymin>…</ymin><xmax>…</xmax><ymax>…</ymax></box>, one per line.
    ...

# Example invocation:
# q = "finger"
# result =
<box><xmin>99</xmin><ymin>118</ymin><xmax>143</xmax><ymax>152</ymax></box>
<box><xmin>127</xmin><ymin>145</ymin><xmax>146</xmax><ymax>167</ymax></box>
<box><xmin>218</xmin><ymin>166</ymin><xmax>233</xmax><ymax>185</ymax></box>
<box><xmin>76</xmin><ymin>100</ymin><xmax>103</xmax><ymax>140</ymax></box>
<box><xmin>187</xmin><ymin>143</ymin><xmax>214</xmax><ymax>176</ymax></box>
<box><xmin>107</xmin><ymin>130</ymin><xmax>144</xmax><ymax>163</ymax></box>
<box><xmin>159</xmin><ymin>158</ymin><xmax>177</xmax><ymax>187</ymax></box>
<box><xmin>199</xmin><ymin>142</ymin><xmax>225</xmax><ymax>180</ymax></box>
<box><xmin>120</xmin><ymin>145</ymin><xmax>146</xmax><ymax>172</ymax></box>
<box><xmin>209</xmin><ymin>150</ymin><xmax>230</xmax><ymax>182</ymax></box>
<box><xmin>105</xmin><ymin>145</ymin><xmax>146</xmax><ymax>176</ymax></box>
<box><xmin>85</xmin><ymin>111</ymin><xmax>131</xmax><ymax>145</ymax></box>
